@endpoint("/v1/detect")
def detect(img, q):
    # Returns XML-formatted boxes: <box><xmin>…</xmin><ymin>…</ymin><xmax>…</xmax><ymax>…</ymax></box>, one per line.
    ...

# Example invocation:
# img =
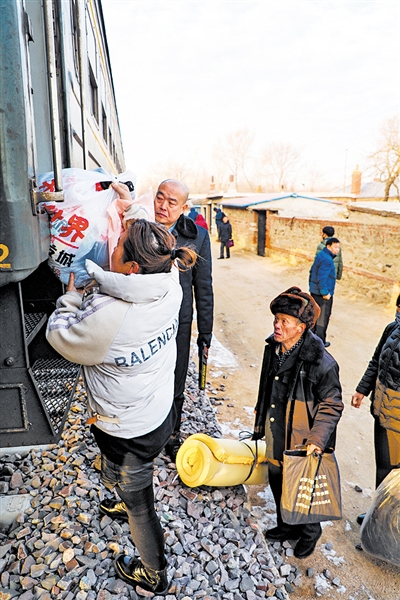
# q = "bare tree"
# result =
<box><xmin>183</xmin><ymin>152</ymin><xmax>212</xmax><ymax>193</ymax></box>
<box><xmin>137</xmin><ymin>159</ymin><xmax>191</xmax><ymax>196</ymax></box>
<box><xmin>213</xmin><ymin>127</ymin><xmax>256</xmax><ymax>191</ymax></box>
<box><xmin>304</xmin><ymin>164</ymin><xmax>329</xmax><ymax>193</ymax></box>
<box><xmin>137</xmin><ymin>156</ymin><xmax>211</xmax><ymax>196</ymax></box>
<box><xmin>261</xmin><ymin>142</ymin><xmax>302</xmax><ymax>191</ymax></box>
<box><xmin>369</xmin><ymin>116</ymin><xmax>400</xmax><ymax>201</ymax></box>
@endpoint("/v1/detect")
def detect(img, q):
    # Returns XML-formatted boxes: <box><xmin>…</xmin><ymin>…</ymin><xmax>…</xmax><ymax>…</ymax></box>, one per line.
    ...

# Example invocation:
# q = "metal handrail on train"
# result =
<box><xmin>76</xmin><ymin>0</ymin><xmax>88</xmax><ymax>169</ymax></box>
<box><xmin>31</xmin><ymin>0</ymin><xmax>64</xmax><ymax>208</ymax></box>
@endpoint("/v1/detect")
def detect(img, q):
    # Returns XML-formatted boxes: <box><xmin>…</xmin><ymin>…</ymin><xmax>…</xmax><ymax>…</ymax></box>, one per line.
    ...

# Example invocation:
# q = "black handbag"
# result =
<box><xmin>281</xmin><ymin>448</ymin><xmax>342</xmax><ymax>525</ymax></box>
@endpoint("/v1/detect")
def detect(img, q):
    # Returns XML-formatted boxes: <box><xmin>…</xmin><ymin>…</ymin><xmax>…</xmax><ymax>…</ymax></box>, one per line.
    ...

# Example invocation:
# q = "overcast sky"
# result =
<box><xmin>102</xmin><ymin>0</ymin><xmax>399</xmax><ymax>190</ymax></box>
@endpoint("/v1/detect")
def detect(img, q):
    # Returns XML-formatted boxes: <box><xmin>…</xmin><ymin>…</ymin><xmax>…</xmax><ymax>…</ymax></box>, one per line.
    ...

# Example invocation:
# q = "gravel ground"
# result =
<box><xmin>0</xmin><ymin>363</ymin><xmax>307</xmax><ymax>600</ymax></box>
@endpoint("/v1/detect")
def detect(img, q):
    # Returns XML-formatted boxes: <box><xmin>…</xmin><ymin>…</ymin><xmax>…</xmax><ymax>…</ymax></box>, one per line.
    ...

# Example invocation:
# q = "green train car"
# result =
<box><xmin>0</xmin><ymin>0</ymin><xmax>125</xmax><ymax>447</ymax></box>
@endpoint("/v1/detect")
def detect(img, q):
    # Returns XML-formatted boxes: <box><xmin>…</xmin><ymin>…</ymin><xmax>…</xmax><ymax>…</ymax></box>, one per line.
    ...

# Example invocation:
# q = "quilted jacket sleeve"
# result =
<box><xmin>356</xmin><ymin>322</ymin><xmax>397</xmax><ymax>396</ymax></box>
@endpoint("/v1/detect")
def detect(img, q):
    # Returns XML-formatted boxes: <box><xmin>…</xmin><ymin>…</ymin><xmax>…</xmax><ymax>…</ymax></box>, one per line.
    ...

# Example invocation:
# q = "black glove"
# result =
<box><xmin>197</xmin><ymin>333</ymin><xmax>212</xmax><ymax>348</ymax></box>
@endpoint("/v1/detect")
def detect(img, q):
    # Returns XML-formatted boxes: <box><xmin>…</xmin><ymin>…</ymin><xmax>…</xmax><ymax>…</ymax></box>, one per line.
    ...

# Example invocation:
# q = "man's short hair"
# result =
<box><xmin>325</xmin><ymin>237</ymin><xmax>340</xmax><ymax>246</ymax></box>
<box><xmin>396</xmin><ymin>294</ymin><xmax>400</xmax><ymax>307</ymax></box>
<box><xmin>322</xmin><ymin>226</ymin><xmax>335</xmax><ymax>237</ymax></box>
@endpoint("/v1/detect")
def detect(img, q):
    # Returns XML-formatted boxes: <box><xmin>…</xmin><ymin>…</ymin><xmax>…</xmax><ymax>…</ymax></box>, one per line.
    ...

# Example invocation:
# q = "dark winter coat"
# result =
<box><xmin>187</xmin><ymin>208</ymin><xmax>198</xmax><ymax>221</ymax></box>
<box><xmin>219</xmin><ymin>221</ymin><xmax>232</xmax><ymax>243</ymax></box>
<box><xmin>253</xmin><ymin>329</ymin><xmax>343</xmax><ymax>456</ymax></box>
<box><xmin>214</xmin><ymin>208</ymin><xmax>224</xmax><ymax>225</ymax></box>
<box><xmin>309</xmin><ymin>246</ymin><xmax>337</xmax><ymax>296</ymax></box>
<box><xmin>356</xmin><ymin>321</ymin><xmax>400</xmax><ymax>432</ymax></box>
<box><xmin>173</xmin><ymin>214</ymin><xmax>213</xmax><ymax>337</ymax></box>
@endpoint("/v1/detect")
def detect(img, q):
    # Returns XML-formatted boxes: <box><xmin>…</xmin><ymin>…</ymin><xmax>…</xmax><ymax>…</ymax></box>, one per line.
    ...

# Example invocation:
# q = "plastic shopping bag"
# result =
<box><xmin>360</xmin><ymin>468</ymin><xmax>400</xmax><ymax>566</ymax></box>
<box><xmin>39</xmin><ymin>168</ymin><xmax>137</xmax><ymax>288</ymax></box>
<box><xmin>281</xmin><ymin>449</ymin><xmax>342</xmax><ymax>525</ymax></box>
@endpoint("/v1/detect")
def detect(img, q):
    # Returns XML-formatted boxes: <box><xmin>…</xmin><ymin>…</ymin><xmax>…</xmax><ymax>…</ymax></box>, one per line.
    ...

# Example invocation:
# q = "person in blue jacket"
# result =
<box><xmin>315</xmin><ymin>226</ymin><xmax>343</xmax><ymax>281</ymax></box>
<box><xmin>213</xmin><ymin>207</ymin><xmax>224</xmax><ymax>239</ymax></box>
<box><xmin>309</xmin><ymin>237</ymin><xmax>341</xmax><ymax>347</ymax></box>
<box><xmin>187</xmin><ymin>207</ymin><xmax>198</xmax><ymax>221</ymax></box>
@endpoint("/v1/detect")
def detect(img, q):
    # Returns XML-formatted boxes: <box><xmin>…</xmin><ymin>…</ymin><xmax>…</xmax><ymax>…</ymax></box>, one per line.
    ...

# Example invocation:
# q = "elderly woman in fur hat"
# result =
<box><xmin>252</xmin><ymin>287</ymin><xmax>344</xmax><ymax>559</ymax></box>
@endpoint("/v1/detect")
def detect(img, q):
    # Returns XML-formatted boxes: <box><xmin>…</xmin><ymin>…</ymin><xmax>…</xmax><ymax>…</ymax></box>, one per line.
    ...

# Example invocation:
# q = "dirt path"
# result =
<box><xmin>205</xmin><ymin>237</ymin><xmax>400</xmax><ymax>599</ymax></box>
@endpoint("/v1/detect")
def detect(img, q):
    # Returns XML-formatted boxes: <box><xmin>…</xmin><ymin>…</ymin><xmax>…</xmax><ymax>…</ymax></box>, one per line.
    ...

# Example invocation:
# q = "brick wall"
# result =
<box><xmin>266</xmin><ymin>214</ymin><xmax>400</xmax><ymax>305</ymax></box>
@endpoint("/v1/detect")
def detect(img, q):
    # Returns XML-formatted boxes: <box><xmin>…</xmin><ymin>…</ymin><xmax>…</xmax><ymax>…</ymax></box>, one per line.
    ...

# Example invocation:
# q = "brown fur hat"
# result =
<box><xmin>270</xmin><ymin>286</ymin><xmax>320</xmax><ymax>329</ymax></box>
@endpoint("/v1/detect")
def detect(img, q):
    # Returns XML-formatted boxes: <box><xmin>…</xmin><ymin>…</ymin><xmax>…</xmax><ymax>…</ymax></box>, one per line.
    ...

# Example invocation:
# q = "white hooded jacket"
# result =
<box><xmin>47</xmin><ymin>260</ymin><xmax>182</xmax><ymax>439</ymax></box>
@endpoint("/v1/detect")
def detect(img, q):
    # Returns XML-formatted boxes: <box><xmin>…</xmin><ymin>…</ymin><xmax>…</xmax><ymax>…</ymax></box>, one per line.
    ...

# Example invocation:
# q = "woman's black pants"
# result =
<box><xmin>117</xmin><ymin>484</ymin><xmax>166</xmax><ymax>571</ymax></box>
<box><xmin>220</xmin><ymin>241</ymin><xmax>230</xmax><ymax>258</ymax></box>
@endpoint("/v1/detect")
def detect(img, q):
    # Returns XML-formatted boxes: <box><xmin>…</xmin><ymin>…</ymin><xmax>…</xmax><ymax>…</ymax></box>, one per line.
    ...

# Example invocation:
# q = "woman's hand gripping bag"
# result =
<box><xmin>108</xmin><ymin>186</ymin><xmax>155</xmax><ymax>260</ymax></box>
<box><xmin>39</xmin><ymin>168</ymin><xmax>136</xmax><ymax>288</ymax></box>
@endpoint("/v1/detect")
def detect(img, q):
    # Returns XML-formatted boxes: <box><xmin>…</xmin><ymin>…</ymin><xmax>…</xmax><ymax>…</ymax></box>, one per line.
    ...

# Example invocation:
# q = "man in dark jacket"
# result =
<box><xmin>253</xmin><ymin>287</ymin><xmax>343</xmax><ymax>559</ymax></box>
<box><xmin>155</xmin><ymin>180</ymin><xmax>214</xmax><ymax>460</ymax></box>
<box><xmin>309</xmin><ymin>237</ymin><xmax>341</xmax><ymax>347</ymax></box>
<box><xmin>213</xmin><ymin>207</ymin><xmax>224</xmax><ymax>239</ymax></box>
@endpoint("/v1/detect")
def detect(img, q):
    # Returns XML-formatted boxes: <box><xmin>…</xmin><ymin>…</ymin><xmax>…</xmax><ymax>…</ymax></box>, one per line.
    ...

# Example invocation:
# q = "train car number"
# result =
<box><xmin>0</xmin><ymin>244</ymin><xmax>11</xmax><ymax>269</ymax></box>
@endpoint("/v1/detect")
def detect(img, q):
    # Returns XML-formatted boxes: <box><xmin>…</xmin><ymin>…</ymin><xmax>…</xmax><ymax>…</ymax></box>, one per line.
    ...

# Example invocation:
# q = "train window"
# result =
<box><xmin>71</xmin><ymin>0</ymin><xmax>80</xmax><ymax>79</ymax></box>
<box><xmin>89</xmin><ymin>62</ymin><xmax>99</xmax><ymax>123</ymax></box>
<box><xmin>86</xmin><ymin>12</ymin><xmax>97</xmax><ymax>77</ymax></box>
<box><xmin>102</xmin><ymin>106</ymin><xmax>107</xmax><ymax>144</ymax></box>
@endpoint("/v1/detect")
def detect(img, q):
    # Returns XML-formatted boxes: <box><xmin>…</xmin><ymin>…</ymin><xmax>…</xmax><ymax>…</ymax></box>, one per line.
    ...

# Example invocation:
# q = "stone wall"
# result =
<box><xmin>266</xmin><ymin>214</ymin><xmax>400</xmax><ymax>305</ymax></box>
<box><xmin>221</xmin><ymin>207</ymin><xmax>258</xmax><ymax>252</ymax></box>
<box><xmin>347</xmin><ymin>207</ymin><xmax>400</xmax><ymax>225</ymax></box>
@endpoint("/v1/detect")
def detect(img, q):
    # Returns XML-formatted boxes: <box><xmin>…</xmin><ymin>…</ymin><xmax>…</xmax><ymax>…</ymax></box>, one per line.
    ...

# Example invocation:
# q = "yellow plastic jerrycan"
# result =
<box><xmin>176</xmin><ymin>433</ymin><xmax>268</xmax><ymax>488</ymax></box>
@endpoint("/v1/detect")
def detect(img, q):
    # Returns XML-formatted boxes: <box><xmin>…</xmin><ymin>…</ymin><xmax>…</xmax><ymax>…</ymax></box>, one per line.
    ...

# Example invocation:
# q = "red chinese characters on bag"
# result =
<box><xmin>59</xmin><ymin>214</ymin><xmax>89</xmax><ymax>243</ymax></box>
<box><xmin>39</xmin><ymin>168</ymin><xmax>138</xmax><ymax>287</ymax></box>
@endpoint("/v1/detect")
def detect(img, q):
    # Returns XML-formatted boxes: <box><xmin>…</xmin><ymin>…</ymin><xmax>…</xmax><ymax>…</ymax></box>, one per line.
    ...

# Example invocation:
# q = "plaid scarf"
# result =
<box><xmin>277</xmin><ymin>335</ymin><xmax>304</xmax><ymax>369</ymax></box>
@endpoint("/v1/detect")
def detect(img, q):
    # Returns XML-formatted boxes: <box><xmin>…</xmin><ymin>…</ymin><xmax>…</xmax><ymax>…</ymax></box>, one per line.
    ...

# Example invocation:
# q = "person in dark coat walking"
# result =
<box><xmin>351</xmin><ymin>294</ymin><xmax>400</xmax><ymax>524</ymax></box>
<box><xmin>309</xmin><ymin>237</ymin><xmax>341</xmax><ymax>347</ymax></box>
<box><xmin>154</xmin><ymin>180</ymin><xmax>214</xmax><ymax>460</ymax></box>
<box><xmin>253</xmin><ymin>287</ymin><xmax>343</xmax><ymax>558</ymax></box>
<box><xmin>218</xmin><ymin>215</ymin><xmax>232</xmax><ymax>259</ymax></box>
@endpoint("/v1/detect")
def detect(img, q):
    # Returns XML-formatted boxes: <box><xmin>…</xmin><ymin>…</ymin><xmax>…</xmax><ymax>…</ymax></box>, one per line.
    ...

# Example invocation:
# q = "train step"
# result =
<box><xmin>24</xmin><ymin>312</ymin><xmax>47</xmax><ymax>344</ymax></box>
<box><xmin>31</xmin><ymin>358</ymin><xmax>81</xmax><ymax>434</ymax></box>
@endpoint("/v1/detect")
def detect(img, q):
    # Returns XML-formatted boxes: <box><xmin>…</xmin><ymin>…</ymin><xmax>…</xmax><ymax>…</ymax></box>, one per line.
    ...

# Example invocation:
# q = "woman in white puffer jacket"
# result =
<box><xmin>47</xmin><ymin>219</ymin><xmax>196</xmax><ymax>596</ymax></box>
